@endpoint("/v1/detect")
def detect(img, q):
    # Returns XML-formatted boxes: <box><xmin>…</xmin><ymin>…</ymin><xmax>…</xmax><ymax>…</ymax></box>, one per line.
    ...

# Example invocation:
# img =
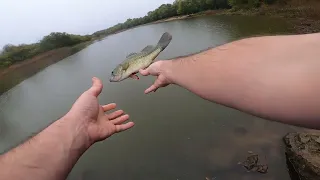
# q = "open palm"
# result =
<box><xmin>67</xmin><ymin>77</ymin><xmax>134</xmax><ymax>144</ymax></box>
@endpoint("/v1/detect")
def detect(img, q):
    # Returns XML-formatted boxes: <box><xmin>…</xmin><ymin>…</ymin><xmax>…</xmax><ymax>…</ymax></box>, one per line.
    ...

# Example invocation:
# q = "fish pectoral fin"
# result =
<box><xmin>141</xmin><ymin>45</ymin><xmax>154</xmax><ymax>53</ymax></box>
<box><xmin>122</xmin><ymin>63</ymin><xmax>129</xmax><ymax>71</ymax></box>
<box><xmin>126</xmin><ymin>53</ymin><xmax>138</xmax><ymax>58</ymax></box>
<box><xmin>129</xmin><ymin>74</ymin><xmax>140</xmax><ymax>80</ymax></box>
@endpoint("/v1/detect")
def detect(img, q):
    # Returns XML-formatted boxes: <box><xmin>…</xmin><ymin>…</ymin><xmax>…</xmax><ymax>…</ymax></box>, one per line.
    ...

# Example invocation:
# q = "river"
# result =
<box><xmin>0</xmin><ymin>15</ymin><xmax>301</xmax><ymax>180</ymax></box>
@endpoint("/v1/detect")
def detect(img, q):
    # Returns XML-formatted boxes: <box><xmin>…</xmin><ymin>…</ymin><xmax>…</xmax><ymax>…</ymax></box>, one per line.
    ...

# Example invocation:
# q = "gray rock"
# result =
<box><xmin>283</xmin><ymin>132</ymin><xmax>320</xmax><ymax>180</ymax></box>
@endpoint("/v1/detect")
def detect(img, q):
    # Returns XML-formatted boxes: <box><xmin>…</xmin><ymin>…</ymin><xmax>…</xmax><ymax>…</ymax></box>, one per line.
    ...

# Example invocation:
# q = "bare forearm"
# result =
<box><xmin>0</xmin><ymin>116</ymin><xmax>89</xmax><ymax>180</ymax></box>
<box><xmin>165</xmin><ymin>33</ymin><xmax>320</xmax><ymax>129</ymax></box>
<box><xmin>0</xmin><ymin>78</ymin><xmax>133</xmax><ymax>180</ymax></box>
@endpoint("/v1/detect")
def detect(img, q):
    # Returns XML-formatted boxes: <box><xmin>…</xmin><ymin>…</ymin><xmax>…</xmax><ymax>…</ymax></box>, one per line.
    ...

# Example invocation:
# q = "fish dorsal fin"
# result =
<box><xmin>126</xmin><ymin>52</ymin><xmax>137</xmax><ymax>58</ymax></box>
<box><xmin>141</xmin><ymin>45</ymin><xmax>154</xmax><ymax>53</ymax></box>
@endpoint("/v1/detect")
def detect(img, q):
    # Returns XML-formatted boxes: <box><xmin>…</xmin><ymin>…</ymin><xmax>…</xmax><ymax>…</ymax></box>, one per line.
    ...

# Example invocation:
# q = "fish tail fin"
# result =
<box><xmin>157</xmin><ymin>32</ymin><xmax>172</xmax><ymax>51</ymax></box>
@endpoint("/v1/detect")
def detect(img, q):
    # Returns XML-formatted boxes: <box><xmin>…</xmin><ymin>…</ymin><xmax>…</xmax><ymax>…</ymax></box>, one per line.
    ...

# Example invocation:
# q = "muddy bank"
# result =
<box><xmin>217</xmin><ymin>4</ymin><xmax>320</xmax><ymax>34</ymax></box>
<box><xmin>150</xmin><ymin>10</ymin><xmax>222</xmax><ymax>24</ymax></box>
<box><xmin>151</xmin><ymin>6</ymin><xmax>320</xmax><ymax>34</ymax></box>
<box><xmin>98</xmin><ymin>5</ymin><xmax>319</xmax><ymax>41</ymax></box>
<box><xmin>0</xmin><ymin>42</ymin><xmax>91</xmax><ymax>95</ymax></box>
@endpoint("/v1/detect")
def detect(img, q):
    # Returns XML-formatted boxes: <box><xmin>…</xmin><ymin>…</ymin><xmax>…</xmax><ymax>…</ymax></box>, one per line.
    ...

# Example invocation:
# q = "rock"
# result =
<box><xmin>243</xmin><ymin>154</ymin><xmax>259</xmax><ymax>170</ymax></box>
<box><xmin>256</xmin><ymin>164</ymin><xmax>268</xmax><ymax>174</ymax></box>
<box><xmin>283</xmin><ymin>132</ymin><xmax>320</xmax><ymax>180</ymax></box>
<box><xmin>299</xmin><ymin>134</ymin><xmax>311</xmax><ymax>143</ymax></box>
<box><xmin>315</xmin><ymin>137</ymin><xmax>320</xmax><ymax>144</ymax></box>
<box><xmin>241</xmin><ymin>153</ymin><xmax>268</xmax><ymax>174</ymax></box>
<box><xmin>205</xmin><ymin>177</ymin><xmax>216</xmax><ymax>180</ymax></box>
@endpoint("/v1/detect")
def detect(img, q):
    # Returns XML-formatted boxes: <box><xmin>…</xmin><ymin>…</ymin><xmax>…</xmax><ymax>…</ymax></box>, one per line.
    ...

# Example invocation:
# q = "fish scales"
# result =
<box><xmin>110</xmin><ymin>32</ymin><xmax>172</xmax><ymax>82</ymax></box>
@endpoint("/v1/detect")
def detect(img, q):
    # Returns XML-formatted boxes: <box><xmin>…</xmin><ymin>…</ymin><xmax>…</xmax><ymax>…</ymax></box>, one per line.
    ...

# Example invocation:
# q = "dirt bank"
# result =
<box><xmin>217</xmin><ymin>2</ymin><xmax>320</xmax><ymax>34</ymax></box>
<box><xmin>150</xmin><ymin>4</ymin><xmax>320</xmax><ymax>35</ymax></box>
<box><xmin>150</xmin><ymin>10</ymin><xmax>222</xmax><ymax>24</ymax></box>
<box><xmin>0</xmin><ymin>42</ymin><xmax>91</xmax><ymax>95</ymax></box>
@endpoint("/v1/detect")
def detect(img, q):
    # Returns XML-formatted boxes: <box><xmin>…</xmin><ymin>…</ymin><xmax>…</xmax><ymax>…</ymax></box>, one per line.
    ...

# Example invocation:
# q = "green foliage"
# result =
<box><xmin>228</xmin><ymin>0</ymin><xmax>263</xmax><ymax>8</ymax></box>
<box><xmin>40</xmin><ymin>32</ymin><xmax>91</xmax><ymax>51</ymax></box>
<box><xmin>0</xmin><ymin>33</ymin><xmax>92</xmax><ymax>67</ymax></box>
<box><xmin>177</xmin><ymin>0</ymin><xmax>199</xmax><ymax>15</ymax></box>
<box><xmin>94</xmin><ymin>3</ymin><xmax>179</xmax><ymax>37</ymax></box>
<box><xmin>264</xmin><ymin>0</ymin><xmax>277</xmax><ymax>4</ymax></box>
<box><xmin>95</xmin><ymin>0</ymin><xmax>284</xmax><ymax>38</ymax></box>
<box><xmin>94</xmin><ymin>0</ymin><xmax>232</xmax><ymax>37</ymax></box>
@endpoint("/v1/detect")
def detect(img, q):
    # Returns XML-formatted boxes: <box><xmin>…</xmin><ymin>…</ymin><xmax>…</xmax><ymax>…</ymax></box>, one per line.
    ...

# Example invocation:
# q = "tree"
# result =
<box><xmin>228</xmin><ymin>0</ymin><xmax>259</xmax><ymax>8</ymax></box>
<box><xmin>2</xmin><ymin>44</ymin><xmax>16</xmax><ymax>53</ymax></box>
<box><xmin>0</xmin><ymin>32</ymin><xmax>91</xmax><ymax>67</ymax></box>
<box><xmin>93</xmin><ymin>0</ymin><xmax>281</xmax><ymax>38</ymax></box>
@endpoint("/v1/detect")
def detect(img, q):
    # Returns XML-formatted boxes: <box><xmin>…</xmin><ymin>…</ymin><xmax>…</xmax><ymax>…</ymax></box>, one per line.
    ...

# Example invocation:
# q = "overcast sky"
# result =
<box><xmin>0</xmin><ymin>0</ymin><xmax>174</xmax><ymax>48</ymax></box>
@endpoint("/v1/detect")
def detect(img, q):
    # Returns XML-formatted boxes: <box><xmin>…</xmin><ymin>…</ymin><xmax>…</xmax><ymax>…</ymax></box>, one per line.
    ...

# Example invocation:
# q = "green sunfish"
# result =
<box><xmin>109</xmin><ymin>32</ymin><xmax>172</xmax><ymax>82</ymax></box>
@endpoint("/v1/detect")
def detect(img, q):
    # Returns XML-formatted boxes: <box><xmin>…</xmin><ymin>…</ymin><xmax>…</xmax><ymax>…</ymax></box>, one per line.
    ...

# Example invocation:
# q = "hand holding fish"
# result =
<box><xmin>110</xmin><ymin>32</ymin><xmax>172</xmax><ymax>82</ymax></box>
<box><xmin>139</xmin><ymin>60</ymin><xmax>172</xmax><ymax>94</ymax></box>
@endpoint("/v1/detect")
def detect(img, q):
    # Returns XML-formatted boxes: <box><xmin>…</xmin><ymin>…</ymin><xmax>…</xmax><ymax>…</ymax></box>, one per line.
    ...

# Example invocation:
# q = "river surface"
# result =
<box><xmin>0</xmin><ymin>15</ymin><xmax>302</xmax><ymax>179</ymax></box>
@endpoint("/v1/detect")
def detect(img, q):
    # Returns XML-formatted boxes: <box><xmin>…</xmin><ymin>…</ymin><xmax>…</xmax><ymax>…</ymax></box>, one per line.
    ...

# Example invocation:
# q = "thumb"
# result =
<box><xmin>139</xmin><ymin>68</ymin><xmax>150</xmax><ymax>76</ymax></box>
<box><xmin>87</xmin><ymin>77</ymin><xmax>103</xmax><ymax>97</ymax></box>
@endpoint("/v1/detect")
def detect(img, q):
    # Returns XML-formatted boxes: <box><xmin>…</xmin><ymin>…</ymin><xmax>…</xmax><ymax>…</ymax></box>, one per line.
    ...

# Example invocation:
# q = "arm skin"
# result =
<box><xmin>0</xmin><ymin>77</ymin><xmax>134</xmax><ymax>180</ymax></box>
<box><xmin>140</xmin><ymin>33</ymin><xmax>320</xmax><ymax>129</ymax></box>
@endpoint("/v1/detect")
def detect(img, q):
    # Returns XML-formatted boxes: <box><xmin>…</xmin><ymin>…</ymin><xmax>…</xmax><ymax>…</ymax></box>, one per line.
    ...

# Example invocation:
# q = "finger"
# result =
<box><xmin>102</xmin><ymin>103</ymin><xmax>116</xmax><ymax>112</ymax></box>
<box><xmin>87</xmin><ymin>77</ymin><xmax>103</xmax><ymax>97</ymax></box>
<box><xmin>110</xmin><ymin>114</ymin><xmax>129</xmax><ymax>125</ymax></box>
<box><xmin>145</xmin><ymin>84</ymin><xmax>159</xmax><ymax>94</ymax></box>
<box><xmin>116</xmin><ymin>122</ymin><xmax>135</xmax><ymax>133</ymax></box>
<box><xmin>129</xmin><ymin>74</ymin><xmax>140</xmax><ymax>80</ymax></box>
<box><xmin>139</xmin><ymin>68</ymin><xmax>150</xmax><ymax>76</ymax></box>
<box><xmin>145</xmin><ymin>78</ymin><xmax>163</xmax><ymax>94</ymax></box>
<box><xmin>107</xmin><ymin>110</ymin><xmax>124</xmax><ymax>120</ymax></box>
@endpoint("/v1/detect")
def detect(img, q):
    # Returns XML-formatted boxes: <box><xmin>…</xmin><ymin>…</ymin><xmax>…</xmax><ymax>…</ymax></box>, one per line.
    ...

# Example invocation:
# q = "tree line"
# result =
<box><xmin>93</xmin><ymin>0</ymin><xmax>279</xmax><ymax>38</ymax></box>
<box><xmin>1</xmin><ymin>0</ymin><xmax>281</xmax><ymax>68</ymax></box>
<box><xmin>0</xmin><ymin>32</ymin><xmax>92</xmax><ymax>68</ymax></box>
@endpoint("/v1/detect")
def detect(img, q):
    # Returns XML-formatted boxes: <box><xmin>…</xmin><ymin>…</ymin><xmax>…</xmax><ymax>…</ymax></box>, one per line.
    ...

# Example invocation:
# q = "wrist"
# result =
<box><xmin>56</xmin><ymin>115</ymin><xmax>92</xmax><ymax>150</ymax></box>
<box><xmin>160</xmin><ymin>59</ymin><xmax>177</xmax><ymax>85</ymax></box>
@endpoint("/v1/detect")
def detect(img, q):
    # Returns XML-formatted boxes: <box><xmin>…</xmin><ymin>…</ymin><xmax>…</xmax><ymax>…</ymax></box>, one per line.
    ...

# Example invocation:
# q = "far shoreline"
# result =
<box><xmin>149</xmin><ymin>8</ymin><xmax>320</xmax><ymax>35</ymax></box>
<box><xmin>99</xmin><ymin>7</ymin><xmax>319</xmax><ymax>40</ymax></box>
<box><xmin>0</xmin><ymin>41</ymin><xmax>92</xmax><ymax>96</ymax></box>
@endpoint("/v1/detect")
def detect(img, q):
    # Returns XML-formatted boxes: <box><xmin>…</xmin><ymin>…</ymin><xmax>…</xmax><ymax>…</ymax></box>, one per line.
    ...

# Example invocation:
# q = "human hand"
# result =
<box><xmin>139</xmin><ymin>60</ymin><xmax>173</xmax><ymax>94</ymax></box>
<box><xmin>66</xmin><ymin>77</ymin><xmax>134</xmax><ymax>145</ymax></box>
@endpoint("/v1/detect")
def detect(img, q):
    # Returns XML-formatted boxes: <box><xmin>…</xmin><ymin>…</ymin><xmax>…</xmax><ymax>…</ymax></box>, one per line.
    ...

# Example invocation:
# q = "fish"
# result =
<box><xmin>109</xmin><ymin>32</ymin><xmax>172</xmax><ymax>82</ymax></box>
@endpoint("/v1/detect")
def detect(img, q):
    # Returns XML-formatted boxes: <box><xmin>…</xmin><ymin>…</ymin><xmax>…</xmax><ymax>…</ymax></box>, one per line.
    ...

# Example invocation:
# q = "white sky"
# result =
<box><xmin>0</xmin><ymin>0</ymin><xmax>174</xmax><ymax>48</ymax></box>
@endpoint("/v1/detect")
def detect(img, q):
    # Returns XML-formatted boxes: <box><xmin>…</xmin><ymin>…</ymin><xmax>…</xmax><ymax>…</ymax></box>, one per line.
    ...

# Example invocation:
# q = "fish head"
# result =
<box><xmin>109</xmin><ymin>64</ymin><xmax>129</xmax><ymax>82</ymax></box>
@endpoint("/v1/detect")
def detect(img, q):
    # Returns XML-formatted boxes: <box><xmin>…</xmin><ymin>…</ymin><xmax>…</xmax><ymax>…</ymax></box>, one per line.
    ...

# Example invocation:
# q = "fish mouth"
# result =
<box><xmin>109</xmin><ymin>75</ymin><xmax>122</xmax><ymax>82</ymax></box>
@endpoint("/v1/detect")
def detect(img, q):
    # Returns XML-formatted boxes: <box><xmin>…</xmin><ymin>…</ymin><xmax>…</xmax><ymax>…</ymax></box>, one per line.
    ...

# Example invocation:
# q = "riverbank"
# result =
<box><xmin>0</xmin><ymin>41</ymin><xmax>92</xmax><ymax>95</ymax></box>
<box><xmin>218</xmin><ymin>4</ymin><xmax>320</xmax><ymax>34</ymax></box>
<box><xmin>150</xmin><ymin>10</ymin><xmax>222</xmax><ymax>24</ymax></box>
<box><xmin>150</xmin><ymin>3</ymin><xmax>320</xmax><ymax>35</ymax></box>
